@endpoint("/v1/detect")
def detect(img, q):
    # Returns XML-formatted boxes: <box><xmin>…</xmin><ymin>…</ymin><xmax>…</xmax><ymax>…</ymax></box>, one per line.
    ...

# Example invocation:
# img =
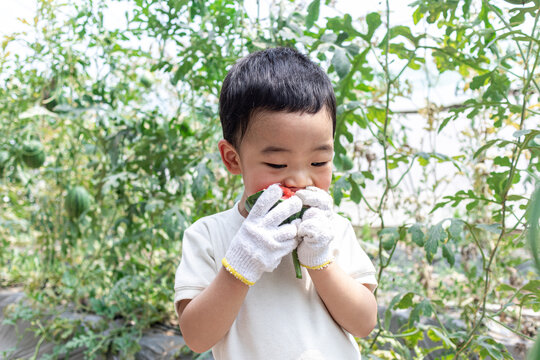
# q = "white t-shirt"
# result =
<box><xmin>174</xmin><ymin>203</ymin><xmax>377</xmax><ymax>360</ymax></box>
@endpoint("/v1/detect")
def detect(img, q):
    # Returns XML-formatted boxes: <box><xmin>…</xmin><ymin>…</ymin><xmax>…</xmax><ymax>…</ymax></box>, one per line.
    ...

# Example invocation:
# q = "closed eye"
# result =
<box><xmin>265</xmin><ymin>163</ymin><xmax>287</xmax><ymax>169</ymax></box>
<box><xmin>312</xmin><ymin>162</ymin><xmax>328</xmax><ymax>167</ymax></box>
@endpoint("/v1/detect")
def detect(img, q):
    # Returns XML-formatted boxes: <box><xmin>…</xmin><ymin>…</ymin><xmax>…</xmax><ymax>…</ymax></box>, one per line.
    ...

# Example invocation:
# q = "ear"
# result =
<box><xmin>218</xmin><ymin>139</ymin><xmax>242</xmax><ymax>175</ymax></box>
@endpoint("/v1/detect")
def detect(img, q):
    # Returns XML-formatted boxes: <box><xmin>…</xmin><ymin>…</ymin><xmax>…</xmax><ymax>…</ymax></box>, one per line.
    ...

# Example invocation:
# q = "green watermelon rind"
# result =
<box><xmin>21</xmin><ymin>141</ymin><xmax>46</xmax><ymax>169</ymax></box>
<box><xmin>65</xmin><ymin>186</ymin><xmax>92</xmax><ymax>218</ymax></box>
<box><xmin>245</xmin><ymin>190</ymin><xmax>308</xmax><ymax>224</ymax></box>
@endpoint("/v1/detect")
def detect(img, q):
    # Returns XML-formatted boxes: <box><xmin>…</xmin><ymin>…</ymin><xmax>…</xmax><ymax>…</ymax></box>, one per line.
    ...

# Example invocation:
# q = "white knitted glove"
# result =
<box><xmin>222</xmin><ymin>184</ymin><xmax>302</xmax><ymax>286</ymax></box>
<box><xmin>295</xmin><ymin>186</ymin><xmax>334</xmax><ymax>269</ymax></box>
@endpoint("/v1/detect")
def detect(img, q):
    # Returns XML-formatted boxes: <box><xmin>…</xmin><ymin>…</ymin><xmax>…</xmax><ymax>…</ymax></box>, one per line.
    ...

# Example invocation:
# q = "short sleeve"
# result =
<box><xmin>333</xmin><ymin>217</ymin><xmax>378</xmax><ymax>291</ymax></box>
<box><xmin>174</xmin><ymin>220</ymin><xmax>219</xmax><ymax>315</ymax></box>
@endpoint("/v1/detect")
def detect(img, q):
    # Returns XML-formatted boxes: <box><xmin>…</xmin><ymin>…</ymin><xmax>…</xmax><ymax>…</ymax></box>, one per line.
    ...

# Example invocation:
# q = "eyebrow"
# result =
<box><xmin>261</xmin><ymin>146</ymin><xmax>290</xmax><ymax>154</ymax></box>
<box><xmin>261</xmin><ymin>144</ymin><xmax>333</xmax><ymax>153</ymax></box>
<box><xmin>314</xmin><ymin>144</ymin><xmax>333</xmax><ymax>152</ymax></box>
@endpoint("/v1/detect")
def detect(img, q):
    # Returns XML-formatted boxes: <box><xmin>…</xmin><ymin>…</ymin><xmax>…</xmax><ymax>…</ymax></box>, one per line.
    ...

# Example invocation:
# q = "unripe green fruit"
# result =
<box><xmin>0</xmin><ymin>151</ymin><xmax>9</xmax><ymax>175</ymax></box>
<box><xmin>65</xmin><ymin>186</ymin><xmax>92</xmax><ymax>218</ymax></box>
<box><xmin>21</xmin><ymin>140</ymin><xmax>45</xmax><ymax>169</ymax></box>
<box><xmin>140</xmin><ymin>76</ymin><xmax>152</xmax><ymax>88</ymax></box>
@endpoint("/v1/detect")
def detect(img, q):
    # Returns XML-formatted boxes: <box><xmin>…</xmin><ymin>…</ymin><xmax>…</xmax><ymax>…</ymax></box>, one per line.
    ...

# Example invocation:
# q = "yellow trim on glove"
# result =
<box><xmin>300</xmin><ymin>258</ymin><xmax>333</xmax><ymax>270</ymax></box>
<box><xmin>222</xmin><ymin>258</ymin><xmax>255</xmax><ymax>286</ymax></box>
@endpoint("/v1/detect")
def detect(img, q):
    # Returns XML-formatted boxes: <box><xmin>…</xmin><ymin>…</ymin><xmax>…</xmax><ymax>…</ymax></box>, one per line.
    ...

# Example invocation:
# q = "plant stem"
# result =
<box><xmin>486</xmin><ymin>314</ymin><xmax>535</xmax><ymax>341</ymax></box>
<box><xmin>292</xmin><ymin>249</ymin><xmax>302</xmax><ymax>279</ymax></box>
<box><xmin>371</xmin><ymin>0</ymin><xmax>393</xmax><ymax>349</ymax></box>
<box><xmin>374</xmin><ymin>0</ymin><xmax>392</xmax><ymax>298</ymax></box>
<box><xmin>456</xmin><ymin>9</ymin><xmax>537</xmax><ymax>356</ymax></box>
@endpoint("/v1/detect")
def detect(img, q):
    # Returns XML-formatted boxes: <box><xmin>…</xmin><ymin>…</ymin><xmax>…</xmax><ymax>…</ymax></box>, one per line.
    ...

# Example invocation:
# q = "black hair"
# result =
<box><xmin>219</xmin><ymin>47</ymin><xmax>336</xmax><ymax>148</ymax></box>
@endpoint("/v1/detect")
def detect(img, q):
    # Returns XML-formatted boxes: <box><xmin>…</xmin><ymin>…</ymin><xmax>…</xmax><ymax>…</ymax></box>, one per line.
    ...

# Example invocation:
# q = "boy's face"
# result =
<box><xmin>220</xmin><ymin>108</ymin><xmax>334</xmax><ymax>215</ymax></box>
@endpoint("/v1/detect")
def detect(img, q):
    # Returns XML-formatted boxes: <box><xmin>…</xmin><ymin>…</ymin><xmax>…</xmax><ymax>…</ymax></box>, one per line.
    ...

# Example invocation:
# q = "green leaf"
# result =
<box><xmin>486</xmin><ymin>171</ymin><xmax>508</xmax><ymax>198</ymax></box>
<box><xmin>412</xmin><ymin>7</ymin><xmax>424</xmax><ymax>24</ymax></box>
<box><xmin>430</xmin><ymin>200</ymin><xmax>449</xmax><ymax>213</ymax></box>
<box><xmin>409</xmin><ymin>224</ymin><xmax>425</xmax><ymax>246</ymax></box>
<box><xmin>350</xmin><ymin>180</ymin><xmax>362</xmax><ymax>204</ymax></box>
<box><xmin>417</xmin><ymin>152</ymin><xmax>429</xmax><ymax>166</ymax></box>
<box><xmin>362</xmin><ymin>171</ymin><xmax>374</xmax><ymax>180</ymax></box>
<box><xmin>380</xmin><ymin>227</ymin><xmax>399</xmax><ymax>250</ymax></box>
<box><xmin>384</xmin><ymin>294</ymin><xmax>402</xmax><ymax>329</ymax></box>
<box><xmin>496</xmin><ymin>283</ymin><xmax>516</xmax><ymax>292</ymax></box>
<box><xmin>493</xmin><ymin>156</ymin><xmax>512</xmax><ymax>167</ymax></box>
<box><xmin>191</xmin><ymin>160</ymin><xmax>214</xmax><ymax>199</ymax></box>
<box><xmin>171</xmin><ymin>60</ymin><xmax>192</xmax><ymax>85</ymax></box>
<box><xmin>320</xmin><ymin>33</ymin><xmax>338</xmax><ymax>43</ymax></box>
<box><xmin>363</xmin><ymin>12</ymin><xmax>382</xmax><ymax>41</ymax></box>
<box><xmin>448</xmin><ymin>219</ymin><xmax>463</xmax><ymax>241</ymax></box>
<box><xmin>473</xmin><ymin>139</ymin><xmax>498</xmax><ymax>159</ymax></box>
<box><xmin>470</xmin><ymin>72</ymin><xmax>490</xmax><ymax>90</ymax></box>
<box><xmin>513</xmin><ymin>129</ymin><xmax>533</xmax><ymax>138</ymax></box>
<box><xmin>477</xmin><ymin>336</ymin><xmax>506</xmax><ymax>360</ymax></box>
<box><xmin>442</xmin><ymin>244</ymin><xmax>455</xmax><ymax>267</ymax></box>
<box><xmin>306</xmin><ymin>0</ymin><xmax>321</xmax><ymax>29</ymax></box>
<box><xmin>476</xmin><ymin>223</ymin><xmax>502</xmax><ymax>235</ymax></box>
<box><xmin>484</xmin><ymin>72</ymin><xmax>510</xmax><ymax>102</ymax></box>
<box><xmin>332</xmin><ymin>47</ymin><xmax>352</xmax><ymax>78</ymax></box>
<box><xmin>332</xmin><ymin>176</ymin><xmax>351</xmax><ymax>206</ymax></box>
<box><xmin>336</xmin><ymin>32</ymin><xmax>349</xmax><ymax>44</ymax></box>
<box><xmin>425</xmin><ymin>224</ymin><xmax>445</xmax><ymax>262</ymax></box>
<box><xmin>345</xmin><ymin>43</ymin><xmax>361</xmax><ymax>55</ymax></box>
<box><xmin>527</xmin><ymin>336</ymin><xmax>540</xmax><ymax>360</ymax></box>
<box><xmin>366</xmin><ymin>106</ymin><xmax>386</xmax><ymax>123</ymax></box>
<box><xmin>326</xmin><ymin>14</ymin><xmax>362</xmax><ymax>38</ymax></box>
<box><xmin>338</xmin><ymin>153</ymin><xmax>354</xmax><ymax>171</ymax></box>
<box><xmin>438</xmin><ymin>114</ymin><xmax>454</xmax><ymax>133</ymax></box>
<box><xmin>427</xmin><ymin>327</ymin><xmax>454</xmax><ymax>348</ymax></box>
<box><xmin>409</xmin><ymin>299</ymin><xmax>432</xmax><ymax>327</ymax></box>
<box><xmin>509</xmin><ymin>11</ymin><xmax>525</xmax><ymax>26</ymax></box>
<box><xmin>389</xmin><ymin>25</ymin><xmax>418</xmax><ymax>44</ymax></box>
<box><xmin>527</xmin><ymin>183</ymin><xmax>540</xmax><ymax>273</ymax></box>
<box><xmin>466</xmin><ymin>200</ymin><xmax>479</xmax><ymax>211</ymax></box>
<box><xmin>509</xmin><ymin>104</ymin><xmax>522</xmax><ymax>113</ymax></box>
<box><xmin>522</xmin><ymin>280</ymin><xmax>540</xmax><ymax>294</ymax></box>
<box><xmin>349</xmin><ymin>171</ymin><xmax>366</xmax><ymax>186</ymax></box>
<box><xmin>396</xmin><ymin>292</ymin><xmax>415</xmax><ymax>309</ymax></box>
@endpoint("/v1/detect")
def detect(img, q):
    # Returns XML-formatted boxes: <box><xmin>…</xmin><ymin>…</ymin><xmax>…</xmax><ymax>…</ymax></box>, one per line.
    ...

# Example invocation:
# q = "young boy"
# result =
<box><xmin>174</xmin><ymin>47</ymin><xmax>378</xmax><ymax>359</ymax></box>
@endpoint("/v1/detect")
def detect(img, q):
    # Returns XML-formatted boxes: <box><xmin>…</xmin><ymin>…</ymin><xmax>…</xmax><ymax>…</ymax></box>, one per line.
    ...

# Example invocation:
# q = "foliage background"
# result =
<box><xmin>0</xmin><ymin>0</ymin><xmax>539</xmax><ymax>359</ymax></box>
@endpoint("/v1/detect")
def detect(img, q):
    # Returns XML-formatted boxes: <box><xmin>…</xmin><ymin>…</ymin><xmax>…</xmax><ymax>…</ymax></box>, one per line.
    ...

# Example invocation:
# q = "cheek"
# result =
<box><xmin>316</xmin><ymin>167</ymin><xmax>333</xmax><ymax>191</ymax></box>
<box><xmin>244</xmin><ymin>169</ymin><xmax>281</xmax><ymax>195</ymax></box>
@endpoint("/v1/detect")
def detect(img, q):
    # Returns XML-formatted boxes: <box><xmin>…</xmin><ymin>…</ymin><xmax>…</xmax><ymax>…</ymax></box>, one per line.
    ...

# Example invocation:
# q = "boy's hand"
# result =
<box><xmin>295</xmin><ymin>186</ymin><xmax>334</xmax><ymax>269</ymax></box>
<box><xmin>222</xmin><ymin>184</ymin><xmax>302</xmax><ymax>286</ymax></box>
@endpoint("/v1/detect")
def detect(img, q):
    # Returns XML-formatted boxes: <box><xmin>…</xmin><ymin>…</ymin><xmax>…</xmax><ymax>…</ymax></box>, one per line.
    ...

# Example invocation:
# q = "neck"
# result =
<box><xmin>237</xmin><ymin>193</ymin><xmax>249</xmax><ymax>218</ymax></box>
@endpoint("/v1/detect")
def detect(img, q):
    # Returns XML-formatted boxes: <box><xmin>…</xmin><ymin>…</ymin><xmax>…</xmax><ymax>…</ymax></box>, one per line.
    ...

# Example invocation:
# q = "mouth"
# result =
<box><xmin>278</xmin><ymin>185</ymin><xmax>296</xmax><ymax>199</ymax></box>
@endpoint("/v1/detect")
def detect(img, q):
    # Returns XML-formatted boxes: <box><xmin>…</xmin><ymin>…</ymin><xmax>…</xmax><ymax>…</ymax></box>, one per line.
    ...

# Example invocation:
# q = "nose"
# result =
<box><xmin>282</xmin><ymin>170</ymin><xmax>312</xmax><ymax>191</ymax></box>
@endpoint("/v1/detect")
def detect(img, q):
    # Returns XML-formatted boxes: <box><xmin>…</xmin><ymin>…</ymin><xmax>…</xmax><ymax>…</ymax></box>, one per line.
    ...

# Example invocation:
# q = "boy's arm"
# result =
<box><xmin>177</xmin><ymin>184</ymin><xmax>302</xmax><ymax>353</ymax></box>
<box><xmin>177</xmin><ymin>267</ymin><xmax>249</xmax><ymax>353</ymax></box>
<box><xmin>307</xmin><ymin>263</ymin><xmax>377</xmax><ymax>338</ymax></box>
<box><xmin>295</xmin><ymin>186</ymin><xmax>377</xmax><ymax>337</ymax></box>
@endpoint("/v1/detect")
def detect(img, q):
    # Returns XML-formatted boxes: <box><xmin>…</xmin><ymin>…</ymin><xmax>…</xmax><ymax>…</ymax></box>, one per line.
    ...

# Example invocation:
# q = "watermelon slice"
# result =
<box><xmin>245</xmin><ymin>185</ymin><xmax>308</xmax><ymax>223</ymax></box>
<box><xmin>244</xmin><ymin>185</ymin><xmax>307</xmax><ymax>279</ymax></box>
